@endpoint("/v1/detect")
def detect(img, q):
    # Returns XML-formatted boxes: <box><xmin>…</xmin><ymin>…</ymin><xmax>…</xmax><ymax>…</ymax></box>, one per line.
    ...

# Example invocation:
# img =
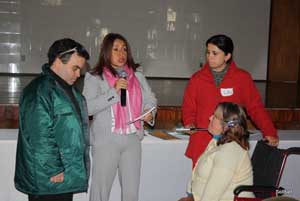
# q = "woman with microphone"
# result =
<box><xmin>83</xmin><ymin>33</ymin><xmax>157</xmax><ymax>201</ymax></box>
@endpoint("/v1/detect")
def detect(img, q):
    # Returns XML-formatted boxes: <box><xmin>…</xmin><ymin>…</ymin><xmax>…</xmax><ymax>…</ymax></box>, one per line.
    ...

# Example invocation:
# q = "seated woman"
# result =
<box><xmin>179</xmin><ymin>102</ymin><xmax>254</xmax><ymax>201</ymax></box>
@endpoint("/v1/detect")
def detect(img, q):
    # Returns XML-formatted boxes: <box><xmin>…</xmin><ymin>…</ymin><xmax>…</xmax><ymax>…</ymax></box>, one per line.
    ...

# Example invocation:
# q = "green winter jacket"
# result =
<box><xmin>14</xmin><ymin>64</ymin><xmax>90</xmax><ymax>195</ymax></box>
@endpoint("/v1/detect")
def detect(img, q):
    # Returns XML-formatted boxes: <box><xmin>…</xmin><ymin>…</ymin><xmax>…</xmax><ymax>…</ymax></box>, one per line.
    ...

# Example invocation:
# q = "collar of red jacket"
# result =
<box><xmin>195</xmin><ymin>61</ymin><xmax>239</xmax><ymax>81</ymax></box>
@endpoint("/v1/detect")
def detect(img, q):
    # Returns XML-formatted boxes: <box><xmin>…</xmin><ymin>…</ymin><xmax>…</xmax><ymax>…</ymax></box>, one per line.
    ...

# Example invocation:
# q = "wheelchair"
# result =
<box><xmin>233</xmin><ymin>140</ymin><xmax>300</xmax><ymax>201</ymax></box>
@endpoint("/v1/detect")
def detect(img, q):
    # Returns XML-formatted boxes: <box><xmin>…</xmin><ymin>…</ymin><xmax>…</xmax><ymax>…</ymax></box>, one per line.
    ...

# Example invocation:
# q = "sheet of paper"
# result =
<box><xmin>127</xmin><ymin>106</ymin><xmax>156</xmax><ymax>124</ymax></box>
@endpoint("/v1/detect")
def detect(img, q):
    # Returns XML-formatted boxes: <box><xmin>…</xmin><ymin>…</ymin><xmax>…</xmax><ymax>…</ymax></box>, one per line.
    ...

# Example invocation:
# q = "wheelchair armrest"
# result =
<box><xmin>286</xmin><ymin>147</ymin><xmax>300</xmax><ymax>156</ymax></box>
<box><xmin>234</xmin><ymin>185</ymin><xmax>278</xmax><ymax>195</ymax></box>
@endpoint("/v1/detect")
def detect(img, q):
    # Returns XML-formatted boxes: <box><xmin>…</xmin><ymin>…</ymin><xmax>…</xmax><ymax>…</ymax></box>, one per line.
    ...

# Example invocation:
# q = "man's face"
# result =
<box><xmin>56</xmin><ymin>53</ymin><xmax>86</xmax><ymax>85</ymax></box>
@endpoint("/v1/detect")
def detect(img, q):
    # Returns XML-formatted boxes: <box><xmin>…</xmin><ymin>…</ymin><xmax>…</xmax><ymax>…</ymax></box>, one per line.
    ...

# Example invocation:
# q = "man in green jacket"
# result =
<box><xmin>14</xmin><ymin>38</ymin><xmax>90</xmax><ymax>201</ymax></box>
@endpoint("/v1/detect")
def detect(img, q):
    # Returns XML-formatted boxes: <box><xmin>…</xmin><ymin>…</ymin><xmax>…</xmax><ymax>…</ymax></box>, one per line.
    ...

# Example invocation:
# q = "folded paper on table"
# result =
<box><xmin>167</xmin><ymin>131</ymin><xmax>190</xmax><ymax>140</ymax></box>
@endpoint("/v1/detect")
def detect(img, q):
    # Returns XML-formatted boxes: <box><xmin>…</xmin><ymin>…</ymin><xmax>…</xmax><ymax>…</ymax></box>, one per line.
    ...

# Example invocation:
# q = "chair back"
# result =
<box><xmin>251</xmin><ymin>140</ymin><xmax>284</xmax><ymax>198</ymax></box>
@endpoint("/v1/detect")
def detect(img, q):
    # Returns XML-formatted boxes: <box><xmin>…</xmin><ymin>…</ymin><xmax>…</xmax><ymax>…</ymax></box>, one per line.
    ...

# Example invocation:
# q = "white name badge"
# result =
<box><xmin>220</xmin><ymin>88</ymin><xmax>234</xmax><ymax>97</ymax></box>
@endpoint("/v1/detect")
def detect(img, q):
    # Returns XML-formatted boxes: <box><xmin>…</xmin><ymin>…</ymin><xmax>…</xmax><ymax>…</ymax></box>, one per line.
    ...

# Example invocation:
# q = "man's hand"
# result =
<box><xmin>178</xmin><ymin>196</ymin><xmax>194</xmax><ymax>201</ymax></box>
<box><xmin>50</xmin><ymin>172</ymin><xmax>64</xmax><ymax>183</ymax></box>
<box><xmin>265</xmin><ymin>136</ymin><xmax>279</xmax><ymax>146</ymax></box>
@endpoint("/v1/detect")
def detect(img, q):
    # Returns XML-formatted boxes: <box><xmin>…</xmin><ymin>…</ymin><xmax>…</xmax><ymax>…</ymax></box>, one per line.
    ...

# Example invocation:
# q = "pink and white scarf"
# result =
<box><xmin>103</xmin><ymin>65</ymin><xmax>142</xmax><ymax>134</ymax></box>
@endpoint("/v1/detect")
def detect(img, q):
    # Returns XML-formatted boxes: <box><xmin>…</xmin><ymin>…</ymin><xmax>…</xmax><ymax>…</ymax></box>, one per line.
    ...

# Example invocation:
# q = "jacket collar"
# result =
<box><xmin>41</xmin><ymin>63</ymin><xmax>51</xmax><ymax>75</ymax></box>
<box><xmin>198</xmin><ymin>61</ymin><xmax>238</xmax><ymax>81</ymax></box>
<box><xmin>42</xmin><ymin>63</ymin><xmax>72</xmax><ymax>89</ymax></box>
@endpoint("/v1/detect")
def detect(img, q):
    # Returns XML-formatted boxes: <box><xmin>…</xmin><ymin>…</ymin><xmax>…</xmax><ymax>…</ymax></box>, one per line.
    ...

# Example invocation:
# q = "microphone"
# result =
<box><xmin>118</xmin><ymin>70</ymin><xmax>128</xmax><ymax>107</ymax></box>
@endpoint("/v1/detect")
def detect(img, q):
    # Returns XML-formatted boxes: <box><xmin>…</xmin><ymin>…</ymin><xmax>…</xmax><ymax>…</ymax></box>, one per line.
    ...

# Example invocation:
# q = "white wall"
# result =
<box><xmin>1</xmin><ymin>0</ymin><xmax>271</xmax><ymax>80</ymax></box>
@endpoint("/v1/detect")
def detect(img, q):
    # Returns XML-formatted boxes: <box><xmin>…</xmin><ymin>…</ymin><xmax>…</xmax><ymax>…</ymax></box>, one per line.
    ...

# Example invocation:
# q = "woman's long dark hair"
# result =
<box><xmin>91</xmin><ymin>33</ymin><xmax>140</xmax><ymax>79</ymax></box>
<box><xmin>216</xmin><ymin>102</ymin><xmax>250</xmax><ymax>150</ymax></box>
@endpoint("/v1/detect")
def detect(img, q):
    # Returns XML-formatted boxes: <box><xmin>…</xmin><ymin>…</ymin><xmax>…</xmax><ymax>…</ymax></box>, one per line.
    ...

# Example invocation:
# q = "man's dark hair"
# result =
<box><xmin>47</xmin><ymin>38</ymin><xmax>90</xmax><ymax>66</ymax></box>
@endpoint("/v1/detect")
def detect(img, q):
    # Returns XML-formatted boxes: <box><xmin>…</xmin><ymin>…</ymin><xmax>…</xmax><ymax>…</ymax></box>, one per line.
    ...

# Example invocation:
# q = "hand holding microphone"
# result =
<box><xmin>114</xmin><ymin>70</ymin><xmax>128</xmax><ymax>107</ymax></box>
<box><xmin>114</xmin><ymin>79</ymin><xmax>127</xmax><ymax>91</ymax></box>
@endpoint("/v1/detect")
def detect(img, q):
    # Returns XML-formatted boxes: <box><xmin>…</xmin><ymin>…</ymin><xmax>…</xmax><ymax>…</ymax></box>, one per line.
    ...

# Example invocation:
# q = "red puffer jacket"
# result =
<box><xmin>182</xmin><ymin>61</ymin><xmax>277</xmax><ymax>166</ymax></box>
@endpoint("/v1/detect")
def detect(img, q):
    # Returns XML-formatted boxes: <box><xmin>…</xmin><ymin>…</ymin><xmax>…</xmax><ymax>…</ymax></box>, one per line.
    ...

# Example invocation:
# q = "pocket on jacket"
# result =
<box><xmin>38</xmin><ymin>155</ymin><xmax>64</xmax><ymax>177</ymax></box>
<box><xmin>54</xmin><ymin>105</ymin><xmax>74</xmax><ymax>117</ymax></box>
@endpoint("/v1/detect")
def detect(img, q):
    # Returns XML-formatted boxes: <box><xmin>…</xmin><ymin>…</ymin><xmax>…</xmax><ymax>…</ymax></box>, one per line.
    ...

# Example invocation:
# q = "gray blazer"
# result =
<box><xmin>82</xmin><ymin>71</ymin><xmax>157</xmax><ymax>146</ymax></box>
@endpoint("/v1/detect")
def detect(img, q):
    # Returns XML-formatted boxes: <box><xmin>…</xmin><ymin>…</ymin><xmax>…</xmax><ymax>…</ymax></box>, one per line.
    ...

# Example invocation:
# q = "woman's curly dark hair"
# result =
<box><xmin>216</xmin><ymin>102</ymin><xmax>250</xmax><ymax>150</ymax></box>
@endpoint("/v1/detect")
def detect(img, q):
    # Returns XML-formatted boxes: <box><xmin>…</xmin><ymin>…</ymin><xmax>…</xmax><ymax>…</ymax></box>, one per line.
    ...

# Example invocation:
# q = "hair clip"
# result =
<box><xmin>226</xmin><ymin>120</ymin><xmax>240</xmax><ymax>128</ymax></box>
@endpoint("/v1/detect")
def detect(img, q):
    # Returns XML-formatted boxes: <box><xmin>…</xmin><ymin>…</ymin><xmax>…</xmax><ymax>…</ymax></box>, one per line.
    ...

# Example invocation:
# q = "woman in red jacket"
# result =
<box><xmin>182</xmin><ymin>34</ymin><xmax>279</xmax><ymax>167</ymax></box>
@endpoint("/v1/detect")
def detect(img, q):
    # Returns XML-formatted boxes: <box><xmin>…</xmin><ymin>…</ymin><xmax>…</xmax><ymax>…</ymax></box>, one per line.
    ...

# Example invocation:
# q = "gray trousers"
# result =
<box><xmin>89</xmin><ymin>134</ymin><xmax>142</xmax><ymax>201</ymax></box>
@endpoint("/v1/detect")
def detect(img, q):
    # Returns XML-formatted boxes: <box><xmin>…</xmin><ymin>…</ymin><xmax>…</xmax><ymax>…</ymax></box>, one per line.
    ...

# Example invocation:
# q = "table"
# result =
<box><xmin>0</xmin><ymin>129</ymin><xmax>299</xmax><ymax>201</ymax></box>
